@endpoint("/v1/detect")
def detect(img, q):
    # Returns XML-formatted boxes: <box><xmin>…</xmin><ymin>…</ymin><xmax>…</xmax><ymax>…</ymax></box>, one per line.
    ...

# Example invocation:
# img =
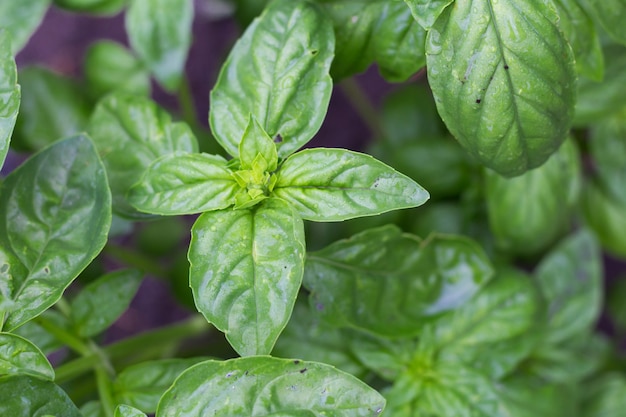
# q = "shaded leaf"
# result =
<box><xmin>115</xmin><ymin>405</ymin><xmax>147</xmax><ymax>417</ymax></box>
<box><xmin>582</xmin><ymin>179</ymin><xmax>626</xmax><ymax>259</ymax></box>
<box><xmin>70</xmin><ymin>269</ymin><xmax>143</xmax><ymax>338</ymax></box>
<box><xmin>0</xmin><ymin>30</ymin><xmax>20</xmax><ymax>170</ymax></box>
<box><xmin>126</xmin><ymin>0</ymin><xmax>193</xmax><ymax>91</ymax></box>
<box><xmin>87</xmin><ymin>93</ymin><xmax>198</xmax><ymax>218</ymax></box>
<box><xmin>582</xmin><ymin>373</ymin><xmax>626</xmax><ymax>417</ymax></box>
<box><xmin>129</xmin><ymin>153</ymin><xmax>238</xmax><ymax>215</ymax></box>
<box><xmin>582</xmin><ymin>0</ymin><xmax>626</xmax><ymax>46</ymax></box>
<box><xmin>304</xmin><ymin>226</ymin><xmax>493</xmax><ymax>337</ymax></box>
<box><xmin>0</xmin><ymin>135</ymin><xmax>111</xmax><ymax>330</ymax></box>
<box><xmin>426</xmin><ymin>0</ymin><xmax>576</xmax><ymax>176</ymax></box>
<box><xmin>588</xmin><ymin>114</ymin><xmax>626</xmax><ymax>205</ymax></box>
<box><xmin>497</xmin><ymin>373</ymin><xmax>578</xmax><ymax>417</ymax></box>
<box><xmin>54</xmin><ymin>0</ymin><xmax>126</xmax><ymax>14</ymax></box>
<box><xmin>210</xmin><ymin>0</ymin><xmax>334</xmax><ymax>158</ymax></box>
<box><xmin>0</xmin><ymin>375</ymin><xmax>82</xmax><ymax>417</ymax></box>
<box><xmin>274</xmin><ymin>149</ymin><xmax>429</xmax><ymax>221</ymax></box>
<box><xmin>156</xmin><ymin>357</ymin><xmax>386</xmax><ymax>416</ymax></box>
<box><xmin>403</xmin><ymin>0</ymin><xmax>454</xmax><ymax>30</ymax></box>
<box><xmin>189</xmin><ymin>198</ymin><xmax>305</xmax><ymax>356</ymax></box>
<box><xmin>0</xmin><ymin>333</ymin><xmax>54</xmax><ymax>380</ymax></box>
<box><xmin>0</xmin><ymin>0</ymin><xmax>49</xmax><ymax>54</ymax></box>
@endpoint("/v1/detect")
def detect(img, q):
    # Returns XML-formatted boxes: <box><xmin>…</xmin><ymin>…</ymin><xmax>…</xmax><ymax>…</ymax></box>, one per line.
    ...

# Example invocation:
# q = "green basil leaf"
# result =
<box><xmin>422</xmin><ymin>268</ymin><xmax>541</xmax><ymax>379</ymax></box>
<box><xmin>607</xmin><ymin>276</ymin><xmax>626</xmax><ymax>336</ymax></box>
<box><xmin>274</xmin><ymin>149</ymin><xmax>429</xmax><ymax>221</ymax></box>
<box><xmin>582</xmin><ymin>179</ymin><xmax>626</xmax><ymax>259</ymax></box>
<box><xmin>319</xmin><ymin>0</ymin><xmax>426</xmax><ymax>82</ymax></box>
<box><xmin>589</xmin><ymin>114</ymin><xmax>626</xmax><ymax>205</ymax></box>
<box><xmin>114</xmin><ymin>358</ymin><xmax>206</xmax><ymax>413</ymax></box>
<box><xmin>497</xmin><ymin>373</ymin><xmax>578</xmax><ymax>417</ymax></box>
<box><xmin>210</xmin><ymin>0</ymin><xmax>334</xmax><ymax>159</ymax></box>
<box><xmin>70</xmin><ymin>269</ymin><xmax>143</xmax><ymax>338</ymax></box>
<box><xmin>81</xmin><ymin>400</ymin><xmax>105</xmax><ymax>417</ymax></box>
<box><xmin>11</xmin><ymin>310</ymin><xmax>69</xmax><ymax>355</ymax></box>
<box><xmin>0</xmin><ymin>30</ymin><xmax>20</xmax><ymax>170</ymax></box>
<box><xmin>582</xmin><ymin>0</ymin><xmax>626</xmax><ymax>46</ymax></box>
<box><xmin>553</xmin><ymin>0</ymin><xmax>604</xmax><ymax>81</ymax></box>
<box><xmin>528</xmin><ymin>332</ymin><xmax>610</xmax><ymax>383</ymax></box>
<box><xmin>0</xmin><ymin>375</ymin><xmax>81</xmax><ymax>416</ymax></box>
<box><xmin>88</xmin><ymin>93</ymin><xmax>198</xmax><ymax>218</ymax></box>
<box><xmin>54</xmin><ymin>0</ymin><xmax>126</xmax><ymax>14</ymax></box>
<box><xmin>13</xmin><ymin>67</ymin><xmax>91</xmax><ymax>152</ymax></box>
<box><xmin>189</xmin><ymin>198</ymin><xmax>305</xmax><ymax>356</ymax></box>
<box><xmin>156</xmin><ymin>357</ymin><xmax>386</xmax><ymax>416</ymax></box>
<box><xmin>84</xmin><ymin>40</ymin><xmax>151</xmax><ymax>99</ymax></box>
<box><xmin>403</xmin><ymin>0</ymin><xmax>454</xmax><ymax>30</ymax></box>
<box><xmin>582</xmin><ymin>373</ymin><xmax>626</xmax><ymax>417</ymax></box>
<box><xmin>485</xmin><ymin>138</ymin><xmax>581</xmax><ymax>256</ymax></box>
<box><xmin>232</xmin><ymin>0</ymin><xmax>269</xmax><ymax>26</ymax></box>
<box><xmin>348</xmin><ymin>331</ymin><xmax>417</xmax><ymax>381</ymax></box>
<box><xmin>115</xmin><ymin>405</ymin><xmax>147</xmax><ymax>417</ymax></box>
<box><xmin>0</xmin><ymin>135</ymin><xmax>111</xmax><ymax>330</ymax></box>
<box><xmin>0</xmin><ymin>0</ymin><xmax>49</xmax><ymax>54</ymax></box>
<box><xmin>426</xmin><ymin>0</ymin><xmax>576</xmax><ymax>176</ymax></box>
<box><xmin>0</xmin><ymin>333</ymin><xmax>54</xmax><ymax>380</ymax></box>
<box><xmin>408</xmin><ymin>202</ymin><xmax>464</xmax><ymax>237</ymax></box>
<box><xmin>125</xmin><ymin>0</ymin><xmax>193</xmax><ymax>92</ymax></box>
<box><xmin>574</xmin><ymin>44</ymin><xmax>626</xmax><ymax>126</ymax></box>
<box><xmin>273</xmin><ymin>301</ymin><xmax>368</xmax><ymax>379</ymax></box>
<box><xmin>387</xmin><ymin>361</ymin><xmax>502</xmax><ymax>416</ymax></box>
<box><xmin>239</xmin><ymin>116</ymin><xmax>278</xmax><ymax>172</ymax></box>
<box><xmin>534</xmin><ymin>229</ymin><xmax>602</xmax><ymax>344</ymax></box>
<box><xmin>129</xmin><ymin>153</ymin><xmax>238</xmax><ymax>215</ymax></box>
<box><xmin>304</xmin><ymin>226</ymin><xmax>493</xmax><ymax>337</ymax></box>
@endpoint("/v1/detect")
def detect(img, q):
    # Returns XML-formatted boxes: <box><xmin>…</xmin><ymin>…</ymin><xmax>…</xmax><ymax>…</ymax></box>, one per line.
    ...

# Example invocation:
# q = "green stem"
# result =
<box><xmin>338</xmin><ymin>78</ymin><xmax>385</xmax><ymax>140</ymax></box>
<box><xmin>177</xmin><ymin>75</ymin><xmax>197</xmax><ymax>127</ymax></box>
<box><xmin>104</xmin><ymin>243</ymin><xmax>166</xmax><ymax>278</ymax></box>
<box><xmin>35</xmin><ymin>316</ymin><xmax>90</xmax><ymax>356</ymax></box>
<box><xmin>95</xmin><ymin>365</ymin><xmax>116</xmax><ymax>417</ymax></box>
<box><xmin>55</xmin><ymin>315</ymin><xmax>210</xmax><ymax>384</ymax></box>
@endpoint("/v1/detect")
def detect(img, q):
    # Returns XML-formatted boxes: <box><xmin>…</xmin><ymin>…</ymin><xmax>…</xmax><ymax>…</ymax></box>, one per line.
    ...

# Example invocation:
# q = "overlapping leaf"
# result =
<box><xmin>0</xmin><ymin>333</ymin><xmax>54</xmax><ymax>380</ymax></box>
<box><xmin>210</xmin><ymin>0</ymin><xmax>334</xmax><ymax>158</ymax></box>
<box><xmin>582</xmin><ymin>0</ymin><xmax>626</xmax><ymax>46</ymax></box>
<box><xmin>0</xmin><ymin>135</ymin><xmax>111</xmax><ymax>330</ymax></box>
<box><xmin>156</xmin><ymin>357</ymin><xmax>386</xmax><ymax>416</ymax></box>
<box><xmin>403</xmin><ymin>0</ymin><xmax>454</xmax><ymax>29</ymax></box>
<box><xmin>588</xmin><ymin>115</ymin><xmax>626</xmax><ymax>205</ymax></box>
<box><xmin>126</xmin><ymin>0</ymin><xmax>193</xmax><ymax>91</ymax></box>
<box><xmin>0</xmin><ymin>375</ymin><xmax>82</xmax><ymax>416</ymax></box>
<box><xmin>88</xmin><ymin>93</ymin><xmax>198</xmax><ymax>218</ymax></box>
<box><xmin>0</xmin><ymin>30</ymin><xmax>20</xmax><ymax>170</ymax></box>
<box><xmin>274</xmin><ymin>149</ymin><xmax>429</xmax><ymax>221</ymax></box>
<box><xmin>304</xmin><ymin>226</ymin><xmax>493</xmax><ymax>337</ymax></box>
<box><xmin>582</xmin><ymin>180</ymin><xmax>626</xmax><ymax>259</ymax></box>
<box><xmin>426</xmin><ymin>0</ymin><xmax>576</xmax><ymax>176</ymax></box>
<box><xmin>0</xmin><ymin>0</ymin><xmax>49</xmax><ymax>54</ymax></box>
<box><xmin>188</xmin><ymin>198</ymin><xmax>305</xmax><ymax>356</ymax></box>
<box><xmin>54</xmin><ymin>0</ymin><xmax>126</xmax><ymax>14</ymax></box>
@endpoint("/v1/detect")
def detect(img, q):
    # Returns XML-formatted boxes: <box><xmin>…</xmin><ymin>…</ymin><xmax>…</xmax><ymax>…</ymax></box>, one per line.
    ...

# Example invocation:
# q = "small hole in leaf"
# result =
<box><xmin>274</xmin><ymin>134</ymin><xmax>283</xmax><ymax>143</ymax></box>
<box><xmin>293</xmin><ymin>360</ymin><xmax>301</xmax><ymax>365</ymax></box>
<box><xmin>300</xmin><ymin>368</ymin><xmax>308</xmax><ymax>374</ymax></box>
<box><xmin>504</xmin><ymin>65</ymin><xmax>509</xmax><ymax>70</ymax></box>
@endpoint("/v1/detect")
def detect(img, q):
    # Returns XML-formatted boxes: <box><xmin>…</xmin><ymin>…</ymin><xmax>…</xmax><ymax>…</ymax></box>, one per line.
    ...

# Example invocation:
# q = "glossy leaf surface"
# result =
<box><xmin>70</xmin><ymin>269</ymin><xmax>143</xmax><ymax>338</ymax></box>
<box><xmin>0</xmin><ymin>375</ymin><xmax>82</xmax><ymax>417</ymax></box>
<box><xmin>210</xmin><ymin>0</ymin><xmax>334</xmax><ymax>158</ymax></box>
<box><xmin>485</xmin><ymin>138</ymin><xmax>580</xmax><ymax>256</ymax></box>
<box><xmin>0</xmin><ymin>0</ymin><xmax>49</xmax><ymax>54</ymax></box>
<box><xmin>582</xmin><ymin>180</ymin><xmax>626</xmax><ymax>259</ymax></box>
<box><xmin>304</xmin><ymin>226</ymin><xmax>493</xmax><ymax>337</ymax></box>
<box><xmin>0</xmin><ymin>30</ymin><xmax>20</xmax><ymax>170</ymax></box>
<box><xmin>115</xmin><ymin>405</ymin><xmax>148</xmax><ymax>417</ymax></box>
<box><xmin>320</xmin><ymin>0</ymin><xmax>426</xmax><ymax>81</ymax></box>
<box><xmin>88</xmin><ymin>93</ymin><xmax>198</xmax><ymax>218</ymax></box>
<box><xmin>157</xmin><ymin>357</ymin><xmax>386</xmax><ymax>416</ymax></box>
<box><xmin>114</xmin><ymin>358</ymin><xmax>206</xmax><ymax>413</ymax></box>
<box><xmin>0</xmin><ymin>135</ymin><xmax>111</xmax><ymax>330</ymax></box>
<box><xmin>403</xmin><ymin>0</ymin><xmax>454</xmax><ymax>29</ymax></box>
<box><xmin>0</xmin><ymin>333</ymin><xmax>54</xmax><ymax>380</ymax></box>
<box><xmin>553</xmin><ymin>0</ymin><xmax>604</xmax><ymax>81</ymax></box>
<box><xmin>189</xmin><ymin>198</ymin><xmax>305</xmax><ymax>356</ymax></box>
<box><xmin>129</xmin><ymin>153</ymin><xmax>238</xmax><ymax>215</ymax></box>
<box><xmin>274</xmin><ymin>149</ymin><xmax>429</xmax><ymax>221</ymax></box>
<box><xmin>534</xmin><ymin>229</ymin><xmax>602</xmax><ymax>344</ymax></box>
<box><xmin>84</xmin><ymin>40</ymin><xmax>151</xmax><ymax>99</ymax></box>
<box><xmin>426</xmin><ymin>0</ymin><xmax>576</xmax><ymax>176</ymax></box>
<box><xmin>13</xmin><ymin>67</ymin><xmax>91</xmax><ymax>152</ymax></box>
<box><xmin>423</xmin><ymin>268</ymin><xmax>541</xmax><ymax>379</ymax></box>
<box><xmin>126</xmin><ymin>0</ymin><xmax>193</xmax><ymax>91</ymax></box>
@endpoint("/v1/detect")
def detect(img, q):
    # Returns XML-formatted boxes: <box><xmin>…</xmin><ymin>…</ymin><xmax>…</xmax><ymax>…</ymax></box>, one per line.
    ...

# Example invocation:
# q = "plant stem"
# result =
<box><xmin>55</xmin><ymin>315</ymin><xmax>210</xmax><ymax>384</ymax></box>
<box><xmin>35</xmin><ymin>316</ymin><xmax>90</xmax><ymax>356</ymax></box>
<box><xmin>104</xmin><ymin>243</ymin><xmax>166</xmax><ymax>278</ymax></box>
<box><xmin>338</xmin><ymin>78</ymin><xmax>385</xmax><ymax>140</ymax></box>
<box><xmin>95</xmin><ymin>365</ymin><xmax>116</xmax><ymax>417</ymax></box>
<box><xmin>177</xmin><ymin>75</ymin><xmax>197</xmax><ymax>127</ymax></box>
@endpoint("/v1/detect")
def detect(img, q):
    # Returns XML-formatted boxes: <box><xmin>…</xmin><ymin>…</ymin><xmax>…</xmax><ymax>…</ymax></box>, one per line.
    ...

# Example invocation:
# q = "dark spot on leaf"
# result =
<box><xmin>244</xmin><ymin>370</ymin><xmax>249</xmax><ymax>376</ymax></box>
<box><xmin>43</xmin><ymin>266</ymin><xmax>50</xmax><ymax>274</ymax></box>
<box><xmin>293</xmin><ymin>360</ymin><xmax>301</xmax><ymax>365</ymax></box>
<box><xmin>476</xmin><ymin>99</ymin><xmax>481</xmax><ymax>104</ymax></box>
<box><xmin>0</xmin><ymin>263</ymin><xmax>8</xmax><ymax>274</ymax></box>
<box><xmin>274</xmin><ymin>134</ymin><xmax>283</xmax><ymax>143</ymax></box>
<box><xmin>310</xmin><ymin>49</ymin><xmax>318</xmax><ymax>56</ymax></box>
<box><xmin>300</xmin><ymin>368</ymin><xmax>308</xmax><ymax>374</ymax></box>
<box><xmin>225</xmin><ymin>372</ymin><xmax>233</xmax><ymax>378</ymax></box>
<box><xmin>504</xmin><ymin>65</ymin><xmax>509</xmax><ymax>70</ymax></box>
